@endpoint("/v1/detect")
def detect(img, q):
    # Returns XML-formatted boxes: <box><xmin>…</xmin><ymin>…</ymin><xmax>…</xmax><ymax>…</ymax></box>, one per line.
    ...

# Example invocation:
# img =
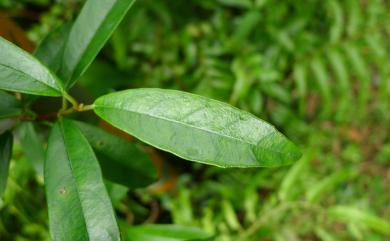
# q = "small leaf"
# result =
<box><xmin>0</xmin><ymin>90</ymin><xmax>21</xmax><ymax>119</ymax></box>
<box><xmin>16</xmin><ymin>122</ymin><xmax>45</xmax><ymax>178</ymax></box>
<box><xmin>0</xmin><ymin>37</ymin><xmax>63</xmax><ymax>96</ymax></box>
<box><xmin>328</xmin><ymin>206</ymin><xmax>390</xmax><ymax>236</ymax></box>
<box><xmin>0</xmin><ymin>131</ymin><xmax>13</xmax><ymax>196</ymax></box>
<box><xmin>94</xmin><ymin>88</ymin><xmax>301</xmax><ymax>168</ymax></box>
<box><xmin>60</xmin><ymin>0</ymin><xmax>136</xmax><ymax>88</ymax></box>
<box><xmin>75</xmin><ymin>121</ymin><xmax>157</xmax><ymax>188</ymax></box>
<box><xmin>45</xmin><ymin>119</ymin><xmax>120</xmax><ymax>241</ymax></box>
<box><xmin>125</xmin><ymin>224</ymin><xmax>212</xmax><ymax>241</ymax></box>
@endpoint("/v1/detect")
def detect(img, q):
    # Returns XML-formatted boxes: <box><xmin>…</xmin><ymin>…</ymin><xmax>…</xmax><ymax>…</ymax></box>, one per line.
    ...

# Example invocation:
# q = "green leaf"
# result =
<box><xmin>0</xmin><ymin>131</ymin><xmax>13</xmax><ymax>196</ymax></box>
<box><xmin>125</xmin><ymin>224</ymin><xmax>212</xmax><ymax>241</ymax></box>
<box><xmin>34</xmin><ymin>22</ymin><xmax>73</xmax><ymax>72</ymax></box>
<box><xmin>45</xmin><ymin>119</ymin><xmax>120</xmax><ymax>241</ymax></box>
<box><xmin>328</xmin><ymin>206</ymin><xmax>390</xmax><ymax>236</ymax></box>
<box><xmin>75</xmin><ymin>121</ymin><xmax>157</xmax><ymax>188</ymax></box>
<box><xmin>59</xmin><ymin>0</ymin><xmax>136</xmax><ymax>88</ymax></box>
<box><xmin>0</xmin><ymin>37</ymin><xmax>63</xmax><ymax>96</ymax></box>
<box><xmin>94</xmin><ymin>88</ymin><xmax>301</xmax><ymax>168</ymax></box>
<box><xmin>0</xmin><ymin>90</ymin><xmax>21</xmax><ymax>119</ymax></box>
<box><xmin>16</xmin><ymin>122</ymin><xmax>45</xmax><ymax>179</ymax></box>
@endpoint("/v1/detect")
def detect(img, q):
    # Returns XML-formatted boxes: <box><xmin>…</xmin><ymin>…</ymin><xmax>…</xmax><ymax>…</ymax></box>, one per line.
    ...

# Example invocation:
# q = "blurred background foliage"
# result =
<box><xmin>1</xmin><ymin>0</ymin><xmax>390</xmax><ymax>240</ymax></box>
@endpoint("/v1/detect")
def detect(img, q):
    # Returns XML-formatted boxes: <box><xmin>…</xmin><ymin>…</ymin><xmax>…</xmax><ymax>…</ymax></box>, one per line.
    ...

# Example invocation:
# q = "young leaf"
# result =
<box><xmin>17</xmin><ymin>122</ymin><xmax>45</xmax><ymax>178</ymax></box>
<box><xmin>94</xmin><ymin>88</ymin><xmax>301</xmax><ymax>168</ymax></box>
<box><xmin>59</xmin><ymin>0</ymin><xmax>136</xmax><ymax>88</ymax></box>
<box><xmin>125</xmin><ymin>224</ymin><xmax>211</xmax><ymax>241</ymax></box>
<box><xmin>45</xmin><ymin>119</ymin><xmax>120</xmax><ymax>241</ymax></box>
<box><xmin>0</xmin><ymin>37</ymin><xmax>63</xmax><ymax>96</ymax></box>
<box><xmin>0</xmin><ymin>131</ymin><xmax>13</xmax><ymax>196</ymax></box>
<box><xmin>75</xmin><ymin>121</ymin><xmax>157</xmax><ymax>188</ymax></box>
<box><xmin>0</xmin><ymin>90</ymin><xmax>21</xmax><ymax>119</ymax></box>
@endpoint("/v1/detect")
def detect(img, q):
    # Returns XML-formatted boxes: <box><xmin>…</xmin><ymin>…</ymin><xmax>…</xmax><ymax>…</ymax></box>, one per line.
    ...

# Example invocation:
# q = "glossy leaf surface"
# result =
<box><xmin>125</xmin><ymin>224</ymin><xmax>211</xmax><ymax>241</ymax></box>
<box><xmin>0</xmin><ymin>37</ymin><xmax>63</xmax><ymax>96</ymax></box>
<box><xmin>94</xmin><ymin>88</ymin><xmax>301</xmax><ymax>167</ymax></box>
<box><xmin>75</xmin><ymin>121</ymin><xmax>157</xmax><ymax>188</ymax></box>
<box><xmin>45</xmin><ymin>119</ymin><xmax>120</xmax><ymax>241</ymax></box>
<box><xmin>0</xmin><ymin>131</ymin><xmax>13</xmax><ymax>196</ymax></box>
<box><xmin>60</xmin><ymin>0</ymin><xmax>135</xmax><ymax>88</ymax></box>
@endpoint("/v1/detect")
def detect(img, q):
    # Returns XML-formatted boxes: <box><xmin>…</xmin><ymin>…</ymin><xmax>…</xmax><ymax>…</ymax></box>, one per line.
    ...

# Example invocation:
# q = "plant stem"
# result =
<box><xmin>63</xmin><ymin>91</ymin><xmax>78</xmax><ymax>108</ymax></box>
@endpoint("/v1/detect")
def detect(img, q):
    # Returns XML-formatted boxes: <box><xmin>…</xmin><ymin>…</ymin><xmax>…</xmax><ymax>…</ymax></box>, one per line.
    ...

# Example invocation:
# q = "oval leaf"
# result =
<box><xmin>0</xmin><ymin>37</ymin><xmax>63</xmax><ymax>96</ymax></box>
<box><xmin>45</xmin><ymin>119</ymin><xmax>120</xmax><ymax>241</ymax></box>
<box><xmin>94</xmin><ymin>88</ymin><xmax>301</xmax><ymax>168</ymax></box>
<box><xmin>0</xmin><ymin>131</ymin><xmax>13</xmax><ymax>196</ymax></box>
<box><xmin>60</xmin><ymin>0</ymin><xmax>136</xmax><ymax>88</ymax></box>
<box><xmin>75</xmin><ymin>121</ymin><xmax>157</xmax><ymax>188</ymax></box>
<box><xmin>126</xmin><ymin>224</ymin><xmax>212</xmax><ymax>241</ymax></box>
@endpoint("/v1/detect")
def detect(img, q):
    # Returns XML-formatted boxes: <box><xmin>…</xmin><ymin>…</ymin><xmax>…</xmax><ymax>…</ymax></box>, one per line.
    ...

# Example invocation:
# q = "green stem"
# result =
<box><xmin>63</xmin><ymin>92</ymin><xmax>78</xmax><ymax>108</ymax></box>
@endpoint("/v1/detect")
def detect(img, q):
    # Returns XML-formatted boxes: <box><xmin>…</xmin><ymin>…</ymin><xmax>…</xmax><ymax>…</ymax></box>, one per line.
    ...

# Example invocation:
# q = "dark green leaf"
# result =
<box><xmin>0</xmin><ymin>90</ymin><xmax>21</xmax><ymax>119</ymax></box>
<box><xmin>0</xmin><ymin>131</ymin><xmax>13</xmax><ymax>196</ymax></box>
<box><xmin>125</xmin><ymin>224</ymin><xmax>212</xmax><ymax>241</ymax></box>
<box><xmin>59</xmin><ymin>0</ymin><xmax>136</xmax><ymax>88</ymax></box>
<box><xmin>94</xmin><ymin>88</ymin><xmax>301</xmax><ymax>168</ymax></box>
<box><xmin>17</xmin><ymin>122</ymin><xmax>45</xmax><ymax>178</ymax></box>
<box><xmin>34</xmin><ymin>22</ymin><xmax>73</xmax><ymax>72</ymax></box>
<box><xmin>75</xmin><ymin>121</ymin><xmax>157</xmax><ymax>188</ymax></box>
<box><xmin>0</xmin><ymin>37</ymin><xmax>63</xmax><ymax>96</ymax></box>
<box><xmin>45</xmin><ymin>119</ymin><xmax>120</xmax><ymax>241</ymax></box>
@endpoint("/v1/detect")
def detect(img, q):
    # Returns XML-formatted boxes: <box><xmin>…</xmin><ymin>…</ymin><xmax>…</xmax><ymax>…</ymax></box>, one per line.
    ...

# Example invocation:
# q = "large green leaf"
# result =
<box><xmin>94</xmin><ymin>88</ymin><xmax>301</xmax><ymax>168</ymax></box>
<box><xmin>59</xmin><ymin>0</ymin><xmax>136</xmax><ymax>88</ymax></box>
<box><xmin>0</xmin><ymin>37</ymin><xmax>63</xmax><ymax>96</ymax></box>
<box><xmin>125</xmin><ymin>224</ymin><xmax>212</xmax><ymax>241</ymax></box>
<box><xmin>17</xmin><ymin>122</ymin><xmax>45</xmax><ymax>179</ymax></box>
<box><xmin>0</xmin><ymin>90</ymin><xmax>21</xmax><ymax>119</ymax></box>
<box><xmin>0</xmin><ymin>131</ymin><xmax>13</xmax><ymax>196</ymax></box>
<box><xmin>45</xmin><ymin>119</ymin><xmax>120</xmax><ymax>241</ymax></box>
<box><xmin>75</xmin><ymin>121</ymin><xmax>157</xmax><ymax>188</ymax></box>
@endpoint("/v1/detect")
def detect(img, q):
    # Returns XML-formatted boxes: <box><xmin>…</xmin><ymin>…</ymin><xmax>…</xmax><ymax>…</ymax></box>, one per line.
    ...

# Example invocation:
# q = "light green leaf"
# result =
<box><xmin>328</xmin><ymin>206</ymin><xmax>390</xmax><ymax>236</ymax></box>
<box><xmin>0</xmin><ymin>37</ymin><xmax>63</xmax><ymax>96</ymax></box>
<box><xmin>0</xmin><ymin>131</ymin><xmax>13</xmax><ymax>196</ymax></box>
<box><xmin>125</xmin><ymin>224</ymin><xmax>212</xmax><ymax>241</ymax></box>
<box><xmin>60</xmin><ymin>0</ymin><xmax>136</xmax><ymax>88</ymax></box>
<box><xmin>45</xmin><ymin>119</ymin><xmax>120</xmax><ymax>241</ymax></box>
<box><xmin>17</xmin><ymin>122</ymin><xmax>45</xmax><ymax>179</ymax></box>
<box><xmin>94</xmin><ymin>88</ymin><xmax>301</xmax><ymax>168</ymax></box>
<box><xmin>75</xmin><ymin>121</ymin><xmax>157</xmax><ymax>188</ymax></box>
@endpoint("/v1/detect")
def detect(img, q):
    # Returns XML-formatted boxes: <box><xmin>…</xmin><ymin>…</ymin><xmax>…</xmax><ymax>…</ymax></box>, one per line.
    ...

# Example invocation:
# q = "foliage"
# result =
<box><xmin>1</xmin><ymin>0</ymin><xmax>390</xmax><ymax>240</ymax></box>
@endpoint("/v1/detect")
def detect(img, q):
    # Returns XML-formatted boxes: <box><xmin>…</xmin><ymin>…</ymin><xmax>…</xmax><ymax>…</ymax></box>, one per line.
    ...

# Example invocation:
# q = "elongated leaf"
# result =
<box><xmin>126</xmin><ymin>224</ymin><xmax>211</xmax><ymax>241</ymax></box>
<box><xmin>0</xmin><ymin>131</ymin><xmax>13</xmax><ymax>196</ymax></box>
<box><xmin>94</xmin><ymin>88</ymin><xmax>301</xmax><ymax>168</ymax></box>
<box><xmin>45</xmin><ymin>119</ymin><xmax>120</xmax><ymax>241</ymax></box>
<box><xmin>328</xmin><ymin>206</ymin><xmax>390</xmax><ymax>236</ymax></box>
<box><xmin>0</xmin><ymin>37</ymin><xmax>63</xmax><ymax>96</ymax></box>
<box><xmin>75</xmin><ymin>121</ymin><xmax>157</xmax><ymax>188</ymax></box>
<box><xmin>34</xmin><ymin>22</ymin><xmax>73</xmax><ymax>72</ymax></box>
<box><xmin>0</xmin><ymin>90</ymin><xmax>21</xmax><ymax>119</ymax></box>
<box><xmin>17</xmin><ymin>122</ymin><xmax>45</xmax><ymax>178</ymax></box>
<box><xmin>60</xmin><ymin>0</ymin><xmax>136</xmax><ymax>88</ymax></box>
<box><xmin>310</xmin><ymin>57</ymin><xmax>331</xmax><ymax>117</ymax></box>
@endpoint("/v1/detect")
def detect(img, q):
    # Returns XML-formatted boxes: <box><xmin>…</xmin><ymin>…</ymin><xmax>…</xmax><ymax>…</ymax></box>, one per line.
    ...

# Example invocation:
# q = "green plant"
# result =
<box><xmin>0</xmin><ymin>0</ymin><xmax>301</xmax><ymax>240</ymax></box>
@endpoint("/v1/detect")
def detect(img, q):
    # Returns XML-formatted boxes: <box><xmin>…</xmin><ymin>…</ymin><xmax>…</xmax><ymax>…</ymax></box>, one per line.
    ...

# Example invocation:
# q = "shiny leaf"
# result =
<box><xmin>0</xmin><ymin>37</ymin><xmax>63</xmax><ymax>96</ymax></box>
<box><xmin>45</xmin><ymin>119</ymin><xmax>120</xmax><ymax>241</ymax></box>
<box><xmin>75</xmin><ymin>121</ymin><xmax>157</xmax><ymax>188</ymax></box>
<box><xmin>94</xmin><ymin>88</ymin><xmax>301</xmax><ymax>168</ymax></box>
<box><xmin>60</xmin><ymin>0</ymin><xmax>136</xmax><ymax>88</ymax></box>
<box><xmin>0</xmin><ymin>131</ymin><xmax>13</xmax><ymax>196</ymax></box>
